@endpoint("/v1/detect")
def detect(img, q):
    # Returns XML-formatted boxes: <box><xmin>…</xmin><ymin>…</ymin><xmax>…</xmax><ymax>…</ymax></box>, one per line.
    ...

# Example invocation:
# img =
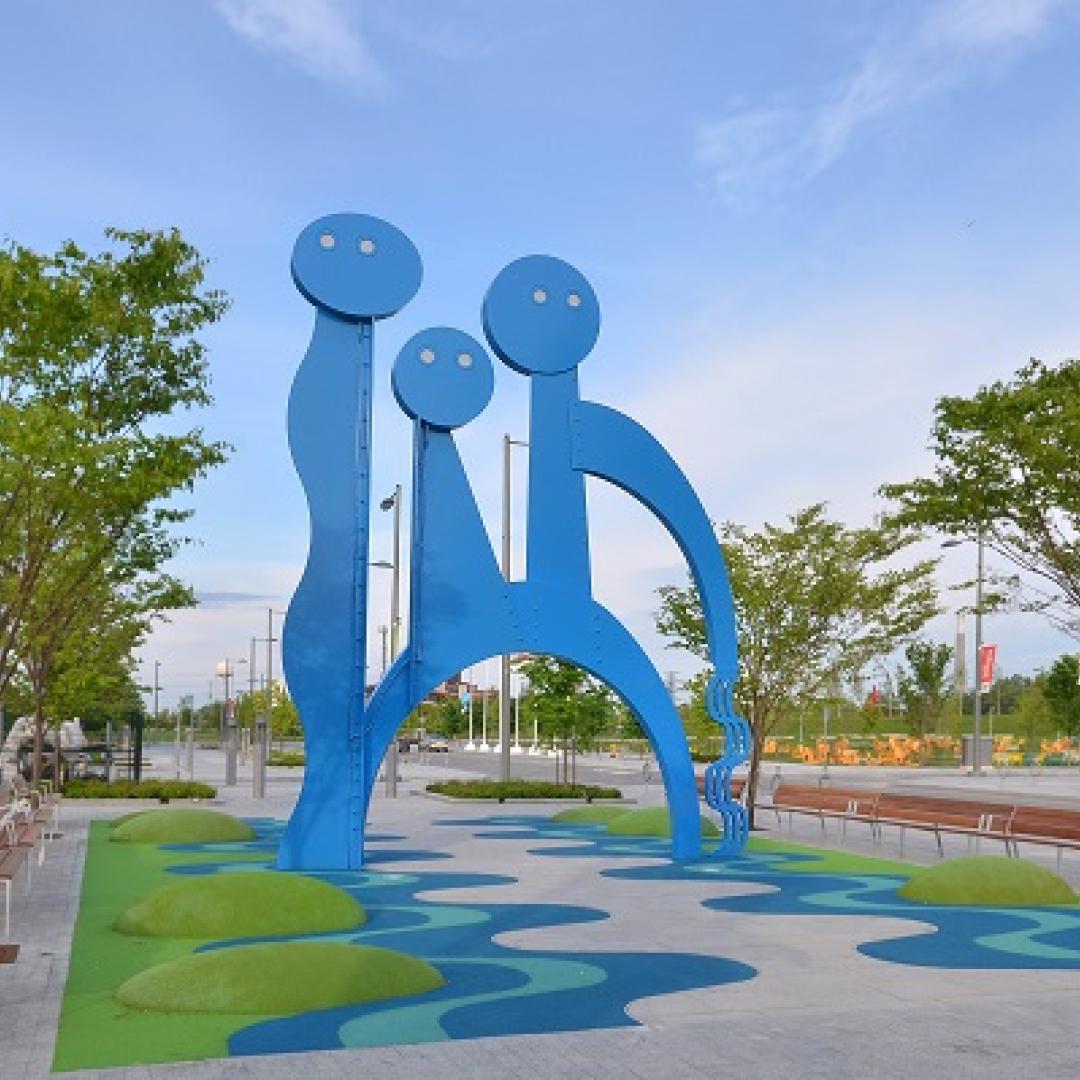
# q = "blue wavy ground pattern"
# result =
<box><xmin>156</xmin><ymin>813</ymin><xmax>1080</xmax><ymax>1058</ymax></box>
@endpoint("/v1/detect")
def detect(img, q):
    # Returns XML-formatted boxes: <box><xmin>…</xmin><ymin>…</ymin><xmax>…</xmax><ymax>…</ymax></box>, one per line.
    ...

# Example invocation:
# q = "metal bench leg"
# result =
<box><xmin>935</xmin><ymin>827</ymin><xmax>943</xmax><ymax>858</ymax></box>
<box><xmin>819</xmin><ymin>813</ymin><xmax>826</xmax><ymax>835</ymax></box>
<box><xmin>3</xmin><ymin>879</ymin><xmax>9</xmax><ymax>943</ymax></box>
<box><xmin>898</xmin><ymin>827</ymin><xmax>905</xmax><ymax>856</ymax></box>
<box><xmin>1058</xmin><ymin>846</ymin><xmax>1063</xmax><ymax>872</ymax></box>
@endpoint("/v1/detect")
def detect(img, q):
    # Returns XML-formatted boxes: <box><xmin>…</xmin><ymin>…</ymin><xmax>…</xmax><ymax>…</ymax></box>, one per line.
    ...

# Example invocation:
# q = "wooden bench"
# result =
<box><xmin>865</xmin><ymin>793</ymin><xmax>1017</xmax><ymax>856</ymax></box>
<box><xmin>764</xmin><ymin>783</ymin><xmax>878</xmax><ymax>834</ymax></box>
<box><xmin>1004</xmin><ymin>807</ymin><xmax>1080</xmax><ymax>868</ymax></box>
<box><xmin>756</xmin><ymin>783</ymin><xmax>1080</xmax><ymax>868</ymax></box>
<box><xmin>0</xmin><ymin>842</ymin><xmax>30</xmax><ymax>943</ymax></box>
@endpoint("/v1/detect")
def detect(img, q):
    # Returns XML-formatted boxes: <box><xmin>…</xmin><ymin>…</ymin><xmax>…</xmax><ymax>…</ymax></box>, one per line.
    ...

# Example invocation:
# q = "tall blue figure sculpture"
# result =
<box><xmin>280</xmin><ymin>214</ymin><xmax>749</xmax><ymax>871</ymax></box>
<box><xmin>279</xmin><ymin>214</ymin><xmax>421</xmax><ymax>870</ymax></box>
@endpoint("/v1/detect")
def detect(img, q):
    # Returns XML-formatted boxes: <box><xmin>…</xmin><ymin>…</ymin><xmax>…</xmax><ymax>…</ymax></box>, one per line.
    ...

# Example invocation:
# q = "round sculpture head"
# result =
<box><xmin>392</xmin><ymin>327</ymin><xmax>495</xmax><ymax>431</ymax></box>
<box><xmin>482</xmin><ymin>255</ymin><xmax>600</xmax><ymax>375</ymax></box>
<box><xmin>291</xmin><ymin>213</ymin><xmax>422</xmax><ymax>320</ymax></box>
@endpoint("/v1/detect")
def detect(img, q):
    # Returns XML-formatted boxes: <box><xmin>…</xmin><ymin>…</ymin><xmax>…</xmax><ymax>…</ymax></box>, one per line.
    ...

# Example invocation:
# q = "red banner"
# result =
<box><xmin>979</xmin><ymin>644</ymin><xmax>998</xmax><ymax>691</ymax></box>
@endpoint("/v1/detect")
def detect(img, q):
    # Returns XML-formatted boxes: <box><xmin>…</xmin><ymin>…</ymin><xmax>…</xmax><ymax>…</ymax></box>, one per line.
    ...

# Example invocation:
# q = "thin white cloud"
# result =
<box><xmin>215</xmin><ymin>0</ymin><xmax>389</xmax><ymax>94</ymax></box>
<box><xmin>696</xmin><ymin>0</ymin><xmax>1069</xmax><ymax>204</ymax></box>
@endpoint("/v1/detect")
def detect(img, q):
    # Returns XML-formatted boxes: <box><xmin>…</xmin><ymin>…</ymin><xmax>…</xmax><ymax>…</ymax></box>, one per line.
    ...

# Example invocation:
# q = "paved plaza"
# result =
<box><xmin>4</xmin><ymin>748</ymin><xmax>1080</xmax><ymax>1079</ymax></box>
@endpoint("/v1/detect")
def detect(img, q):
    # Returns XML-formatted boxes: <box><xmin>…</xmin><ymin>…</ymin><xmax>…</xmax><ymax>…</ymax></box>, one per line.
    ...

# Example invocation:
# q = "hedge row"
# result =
<box><xmin>61</xmin><ymin>779</ymin><xmax>217</xmax><ymax>800</ymax></box>
<box><xmin>426</xmin><ymin>779</ymin><xmax>621</xmax><ymax>800</ymax></box>
<box><xmin>268</xmin><ymin>751</ymin><xmax>305</xmax><ymax>767</ymax></box>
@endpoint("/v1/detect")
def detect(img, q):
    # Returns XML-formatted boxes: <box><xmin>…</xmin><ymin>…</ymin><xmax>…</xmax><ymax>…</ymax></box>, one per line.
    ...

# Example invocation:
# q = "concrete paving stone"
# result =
<box><xmin>12</xmin><ymin>748</ymin><xmax>1080</xmax><ymax>1078</ymax></box>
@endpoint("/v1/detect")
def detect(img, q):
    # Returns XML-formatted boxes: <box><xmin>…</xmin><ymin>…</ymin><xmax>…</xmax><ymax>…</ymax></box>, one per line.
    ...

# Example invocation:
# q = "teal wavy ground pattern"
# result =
<box><xmin>156</xmin><ymin>812</ymin><xmax>1080</xmax><ymax>1060</ymax></box>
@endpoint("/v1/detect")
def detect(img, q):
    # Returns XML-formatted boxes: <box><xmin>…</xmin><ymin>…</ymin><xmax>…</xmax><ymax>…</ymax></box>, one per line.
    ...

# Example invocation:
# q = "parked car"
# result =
<box><xmin>422</xmin><ymin>737</ymin><xmax>450</xmax><ymax>753</ymax></box>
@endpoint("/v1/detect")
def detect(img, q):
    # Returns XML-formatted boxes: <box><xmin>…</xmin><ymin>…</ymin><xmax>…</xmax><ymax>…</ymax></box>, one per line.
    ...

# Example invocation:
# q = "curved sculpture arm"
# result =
<box><xmin>570</xmin><ymin>401</ymin><xmax>738</xmax><ymax>681</ymax></box>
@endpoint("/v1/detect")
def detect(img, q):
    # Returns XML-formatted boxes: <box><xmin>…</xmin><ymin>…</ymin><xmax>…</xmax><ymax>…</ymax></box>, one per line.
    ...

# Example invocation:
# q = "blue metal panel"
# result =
<box><xmin>482</xmin><ymin>255</ymin><xmax>599</xmax><ymax>376</ymax></box>
<box><xmin>481</xmin><ymin>254</ymin><xmax>749</xmax><ymax>859</ymax></box>
<box><xmin>279</xmin><ymin>218</ymin><xmax>746</xmax><ymax>868</ymax></box>
<box><xmin>278</xmin><ymin>214</ymin><xmax>421</xmax><ymax>871</ymax></box>
<box><xmin>569</xmin><ymin>401</ymin><xmax>738</xmax><ymax>682</ymax></box>
<box><xmin>392</xmin><ymin>327</ymin><xmax>495</xmax><ymax>433</ymax></box>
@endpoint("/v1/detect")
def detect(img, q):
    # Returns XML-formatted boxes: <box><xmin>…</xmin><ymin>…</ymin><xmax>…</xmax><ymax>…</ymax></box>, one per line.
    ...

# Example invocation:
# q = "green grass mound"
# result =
<box><xmin>898</xmin><ymin>856</ymin><xmax>1078</xmax><ymax>906</ymax></box>
<box><xmin>114</xmin><ymin>871</ymin><xmax>366</xmax><ymax>938</ymax></box>
<box><xmin>605</xmin><ymin>807</ymin><xmax>720</xmax><ymax>838</ymax></box>
<box><xmin>110</xmin><ymin>809</ymin><xmax>254</xmax><ymax>844</ymax></box>
<box><xmin>553</xmin><ymin>805</ymin><xmax>628</xmax><ymax>825</ymax></box>
<box><xmin>115</xmin><ymin>941</ymin><xmax>444</xmax><ymax>1015</ymax></box>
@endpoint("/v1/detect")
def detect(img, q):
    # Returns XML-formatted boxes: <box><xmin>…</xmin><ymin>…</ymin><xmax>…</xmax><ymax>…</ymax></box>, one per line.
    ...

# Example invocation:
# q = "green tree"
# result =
<box><xmin>519</xmin><ymin>656</ymin><xmax>614</xmax><ymax>779</ymax></box>
<box><xmin>236</xmin><ymin>685</ymin><xmax>302</xmax><ymax>741</ymax></box>
<box><xmin>1013</xmin><ymin>679</ymin><xmax>1053</xmax><ymax>751</ymax></box>
<box><xmin>895</xmin><ymin>639</ymin><xmax>953</xmax><ymax>736</ymax></box>
<box><xmin>0</xmin><ymin>229</ymin><xmax>230</xmax><ymax>776</ymax></box>
<box><xmin>1043</xmin><ymin>654</ymin><xmax>1080</xmax><ymax>737</ymax></box>
<box><xmin>881</xmin><ymin>357</ymin><xmax>1080</xmax><ymax>638</ymax></box>
<box><xmin>657</xmin><ymin>505</ymin><xmax>939</xmax><ymax>819</ymax></box>
<box><xmin>424</xmin><ymin>696</ymin><xmax>467</xmax><ymax>737</ymax></box>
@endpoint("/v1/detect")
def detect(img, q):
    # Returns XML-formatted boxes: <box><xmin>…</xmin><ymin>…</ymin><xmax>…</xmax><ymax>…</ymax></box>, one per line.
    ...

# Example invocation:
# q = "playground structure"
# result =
<box><xmin>276</xmin><ymin>213</ymin><xmax>749</xmax><ymax>871</ymax></box>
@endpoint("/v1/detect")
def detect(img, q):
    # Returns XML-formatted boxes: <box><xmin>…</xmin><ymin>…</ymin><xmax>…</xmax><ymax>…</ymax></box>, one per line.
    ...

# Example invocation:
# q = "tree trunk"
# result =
<box><xmin>32</xmin><ymin>687</ymin><xmax>46</xmax><ymax>786</ymax></box>
<box><xmin>745</xmin><ymin>717</ymin><xmax>765</xmax><ymax>830</ymax></box>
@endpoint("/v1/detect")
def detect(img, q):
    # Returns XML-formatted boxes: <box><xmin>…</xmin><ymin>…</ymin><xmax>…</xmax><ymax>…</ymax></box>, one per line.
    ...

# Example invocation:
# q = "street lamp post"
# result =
<box><xmin>377</xmin><ymin>485</ymin><xmax>402</xmax><ymax>796</ymax></box>
<box><xmin>973</xmin><ymin>534</ymin><xmax>985</xmax><ymax>774</ymax></box>
<box><xmin>943</xmin><ymin>535</ymin><xmax>986</xmax><ymax>775</ymax></box>
<box><xmin>217</xmin><ymin>657</ymin><xmax>247</xmax><ymax>786</ymax></box>
<box><xmin>500</xmin><ymin>436</ymin><xmax>528</xmax><ymax>782</ymax></box>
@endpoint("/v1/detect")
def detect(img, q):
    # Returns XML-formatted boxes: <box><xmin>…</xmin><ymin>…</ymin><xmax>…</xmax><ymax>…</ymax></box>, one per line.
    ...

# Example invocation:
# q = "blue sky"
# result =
<box><xmin>3</xmin><ymin>0</ymin><xmax>1080</xmax><ymax>710</ymax></box>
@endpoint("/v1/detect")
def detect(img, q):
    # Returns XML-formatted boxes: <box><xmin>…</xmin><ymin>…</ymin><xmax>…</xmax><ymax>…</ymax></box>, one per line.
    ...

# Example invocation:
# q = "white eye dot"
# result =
<box><xmin>457</xmin><ymin>352</ymin><xmax>474</xmax><ymax>369</ymax></box>
<box><xmin>532</xmin><ymin>288</ymin><xmax>548</xmax><ymax>304</ymax></box>
<box><xmin>567</xmin><ymin>292</ymin><xmax>582</xmax><ymax>308</ymax></box>
<box><xmin>359</xmin><ymin>238</ymin><xmax>376</xmax><ymax>255</ymax></box>
<box><xmin>319</xmin><ymin>232</ymin><xmax>336</xmax><ymax>250</ymax></box>
<box><xmin>419</xmin><ymin>348</ymin><xmax>435</xmax><ymax>365</ymax></box>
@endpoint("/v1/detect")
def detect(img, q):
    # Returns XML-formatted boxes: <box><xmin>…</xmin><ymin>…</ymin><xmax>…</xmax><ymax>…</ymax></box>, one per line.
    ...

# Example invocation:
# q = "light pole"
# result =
<box><xmin>249</xmin><ymin>613</ymin><xmax>280</xmax><ymax>799</ymax></box>
<box><xmin>500</xmin><ymin>436</ymin><xmax>528</xmax><ymax>781</ymax></box>
<box><xmin>217</xmin><ymin>657</ymin><xmax>247</xmax><ymax>785</ymax></box>
<box><xmin>943</xmin><ymin>535</ymin><xmax>986</xmax><ymax>774</ymax></box>
<box><xmin>378</xmin><ymin>485</ymin><xmax>402</xmax><ymax>796</ymax></box>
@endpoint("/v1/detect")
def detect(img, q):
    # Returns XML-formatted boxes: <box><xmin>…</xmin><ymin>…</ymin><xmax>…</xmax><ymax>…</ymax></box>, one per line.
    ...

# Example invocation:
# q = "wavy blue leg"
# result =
<box><xmin>277</xmin><ymin>313</ymin><xmax>372</xmax><ymax>871</ymax></box>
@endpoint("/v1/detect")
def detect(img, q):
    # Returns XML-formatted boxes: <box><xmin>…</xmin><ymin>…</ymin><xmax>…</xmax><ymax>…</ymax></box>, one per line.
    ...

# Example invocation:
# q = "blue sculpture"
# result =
<box><xmin>279</xmin><ymin>215</ymin><xmax>749</xmax><ymax>871</ymax></box>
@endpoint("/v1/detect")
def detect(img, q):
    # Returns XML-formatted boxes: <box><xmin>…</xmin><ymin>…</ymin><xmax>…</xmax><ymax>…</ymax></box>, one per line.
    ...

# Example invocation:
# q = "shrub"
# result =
<box><xmin>115</xmin><ymin>872</ymin><xmax>365</xmax><ymax>938</ymax></box>
<box><xmin>63</xmin><ymin>779</ymin><xmax>217</xmax><ymax>800</ymax></box>
<box><xmin>898</xmin><ymin>856</ymin><xmax>1078</xmax><ymax>906</ymax></box>
<box><xmin>111</xmin><ymin>809</ymin><xmax>254</xmax><ymax>844</ymax></box>
<box><xmin>426</xmin><ymin>779</ymin><xmax>621</xmax><ymax>800</ymax></box>
<box><xmin>114</xmin><ymin>941</ymin><xmax>445</xmax><ymax>1014</ymax></box>
<box><xmin>268</xmin><ymin>751</ymin><xmax>305</xmax><ymax>767</ymax></box>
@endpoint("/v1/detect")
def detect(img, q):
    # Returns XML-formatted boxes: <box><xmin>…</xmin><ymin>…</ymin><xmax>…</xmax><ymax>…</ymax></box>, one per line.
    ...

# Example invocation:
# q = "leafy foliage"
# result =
<box><xmin>1043</xmin><ymin>654</ymin><xmax>1080</xmax><ymax>737</ymax></box>
<box><xmin>657</xmin><ymin>504</ymin><xmax>939</xmax><ymax>816</ymax></box>
<box><xmin>0</xmin><ymin>229</ymin><xmax>230</xmax><ymax>777</ymax></box>
<box><xmin>895</xmin><ymin>639</ymin><xmax>953</xmax><ymax>735</ymax></box>
<box><xmin>881</xmin><ymin>357</ymin><xmax>1080</xmax><ymax>638</ymax></box>
<box><xmin>62</xmin><ymin>779</ymin><xmax>217</xmax><ymax>799</ymax></box>
<box><xmin>235</xmin><ymin>684</ymin><xmax>302</xmax><ymax>738</ymax></box>
<box><xmin>518</xmin><ymin>656</ymin><xmax>615</xmax><ymax>750</ymax></box>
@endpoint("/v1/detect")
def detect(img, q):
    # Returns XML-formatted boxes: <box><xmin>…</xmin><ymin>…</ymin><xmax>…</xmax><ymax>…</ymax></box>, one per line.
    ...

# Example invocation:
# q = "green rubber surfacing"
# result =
<box><xmin>605</xmin><ymin>806</ymin><xmax>720</xmax><ymax>837</ymax></box>
<box><xmin>116</xmin><ymin>941</ymin><xmax>444</xmax><ymax>1014</ymax></box>
<box><xmin>114</xmin><ymin>870</ymin><xmax>367</xmax><ymax>938</ymax></box>
<box><xmin>110</xmin><ymin>808</ymin><xmax>255</xmax><ymax>844</ymax></box>
<box><xmin>898</xmin><ymin>855</ymin><xmax>1079</xmax><ymax>906</ymax></box>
